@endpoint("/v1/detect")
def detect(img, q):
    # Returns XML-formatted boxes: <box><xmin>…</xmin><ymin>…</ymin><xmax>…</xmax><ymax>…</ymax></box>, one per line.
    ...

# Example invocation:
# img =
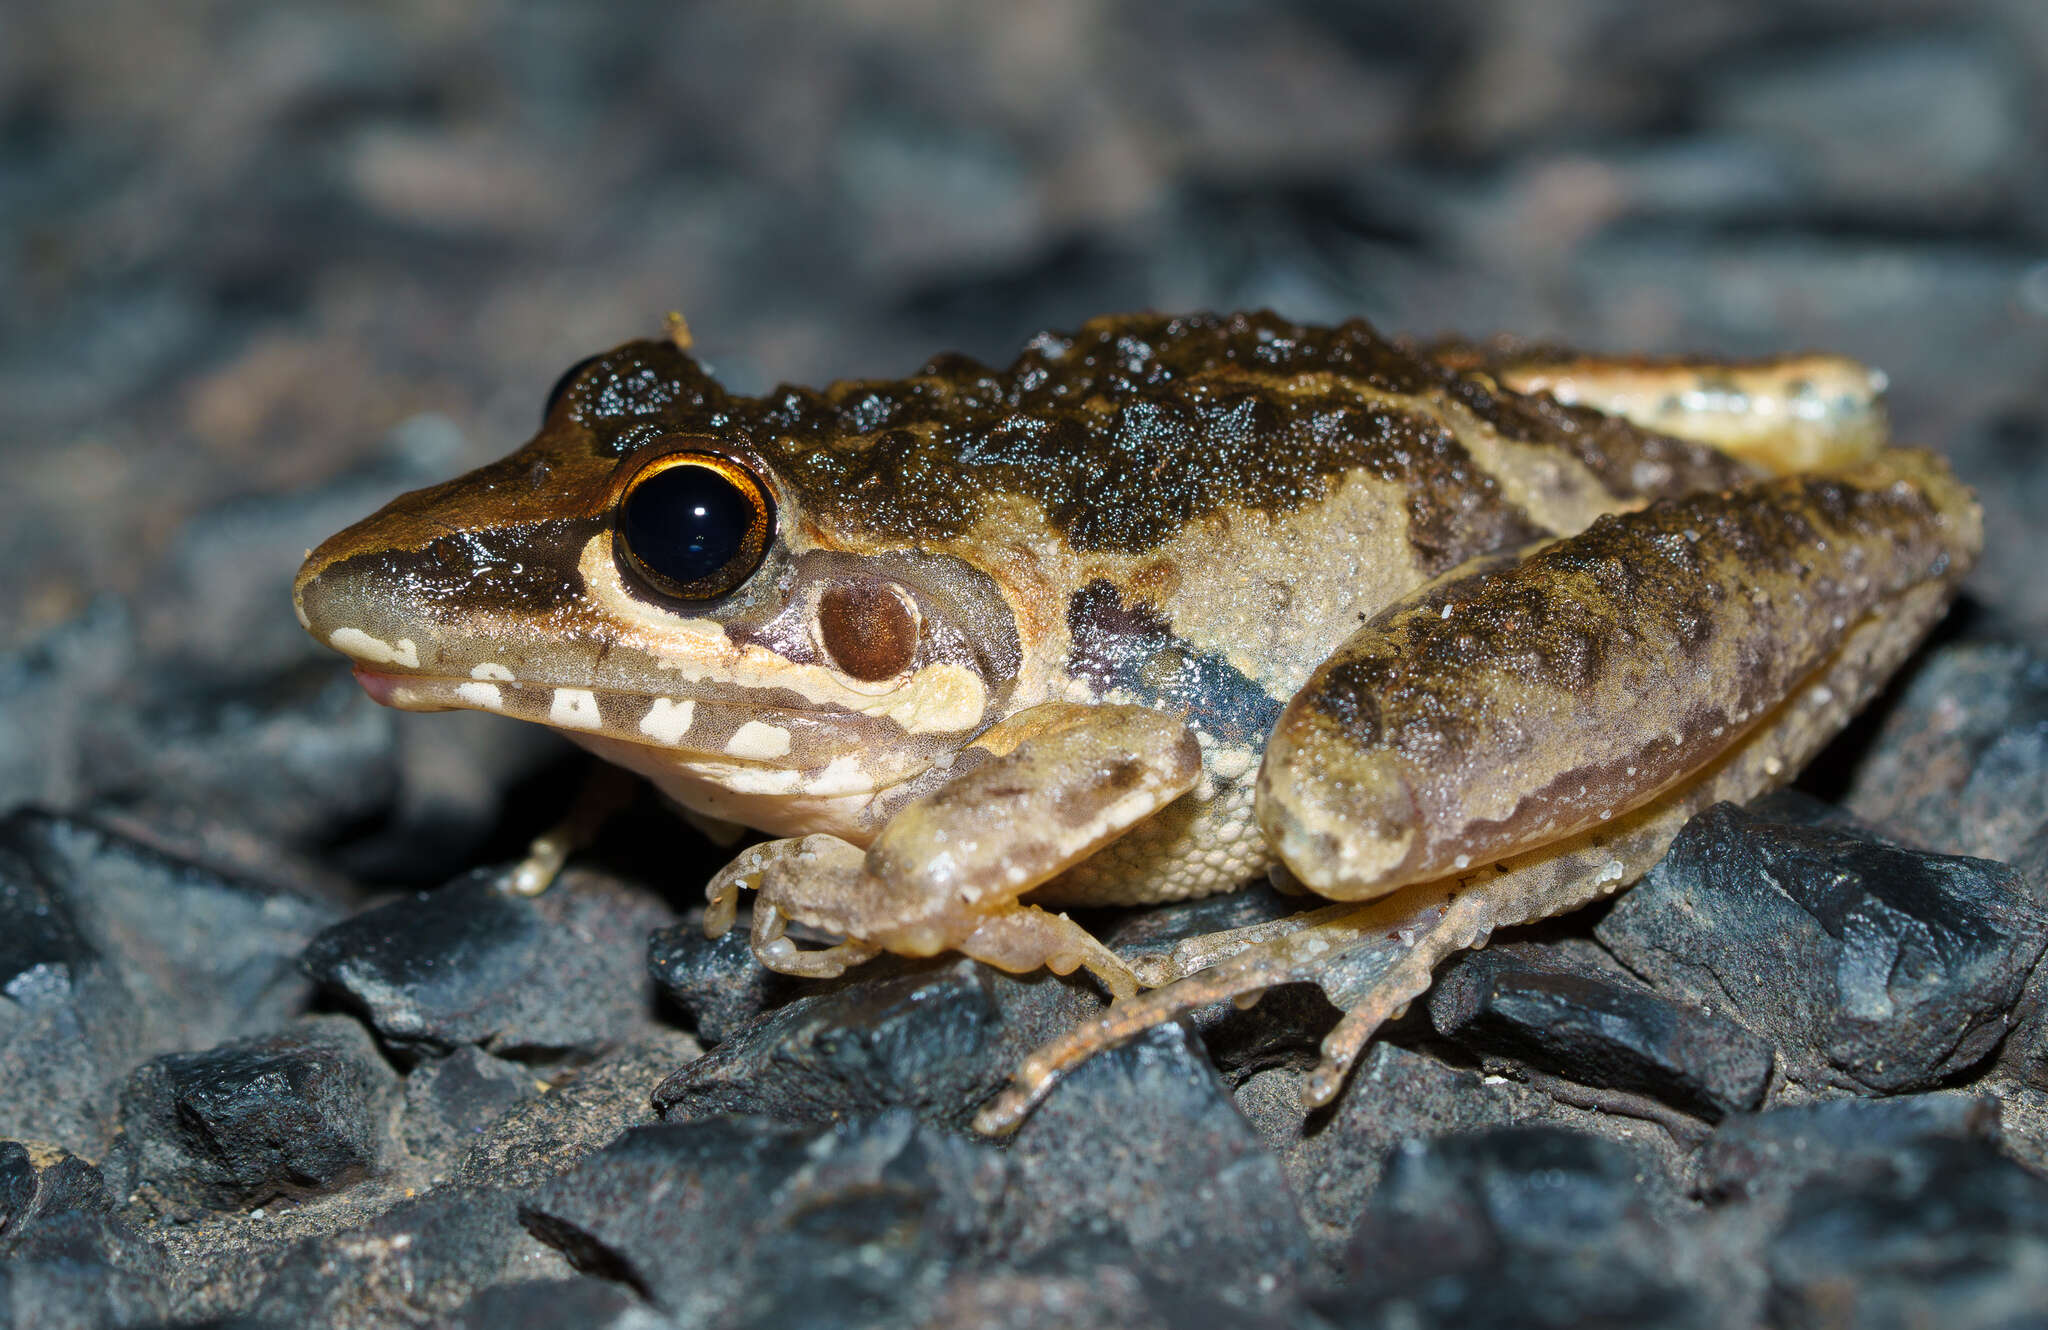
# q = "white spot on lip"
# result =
<box><xmin>639</xmin><ymin>697</ymin><xmax>696</xmax><ymax>745</ymax></box>
<box><xmin>803</xmin><ymin>754</ymin><xmax>871</xmax><ymax>795</ymax></box>
<box><xmin>330</xmin><ymin>628</ymin><xmax>419</xmax><ymax>669</ymax></box>
<box><xmin>550</xmin><ymin>688</ymin><xmax>602</xmax><ymax>729</ymax></box>
<box><xmin>470</xmin><ymin>662</ymin><xmax>515</xmax><ymax>682</ymax></box>
<box><xmin>726</xmin><ymin>720</ymin><xmax>793</xmax><ymax>760</ymax></box>
<box><xmin>456</xmin><ymin>681</ymin><xmax>504</xmax><ymax>710</ymax></box>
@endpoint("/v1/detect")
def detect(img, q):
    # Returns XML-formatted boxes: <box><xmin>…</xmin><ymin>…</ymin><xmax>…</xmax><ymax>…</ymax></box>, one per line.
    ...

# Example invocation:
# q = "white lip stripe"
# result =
<box><xmin>725</xmin><ymin>720</ymin><xmax>794</xmax><ymax>759</ymax></box>
<box><xmin>549</xmin><ymin>688</ymin><xmax>603</xmax><ymax>729</ymax></box>
<box><xmin>455</xmin><ymin>681</ymin><xmax>504</xmax><ymax>710</ymax></box>
<box><xmin>639</xmin><ymin>698</ymin><xmax>697</xmax><ymax>745</ymax></box>
<box><xmin>330</xmin><ymin>628</ymin><xmax>419</xmax><ymax>669</ymax></box>
<box><xmin>470</xmin><ymin>662</ymin><xmax>515</xmax><ymax>681</ymax></box>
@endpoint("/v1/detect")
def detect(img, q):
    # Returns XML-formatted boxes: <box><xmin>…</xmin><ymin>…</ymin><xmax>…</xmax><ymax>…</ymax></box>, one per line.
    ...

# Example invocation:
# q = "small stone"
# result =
<box><xmin>1767</xmin><ymin>1138</ymin><xmax>2048</xmax><ymax>1330</ymax></box>
<box><xmin>452</xmin><ymin>1031</ymin><xmax>700</xmax><ymax>1192</ymax></box>
<box><xmin>112</xmin><ymin>1014</ymin><xmax>399</xmax><ymax>1217</ymax></box>
<box><xmin>0</xmin><ymin>809</ymin><xmax>338</xmax><ymax>1153</ymax></box>
<box><xmin>401</xmin><ymin>1045</ymin><xmax>541</xmax><ymax>1166</ymax></box>
<box><xmin>1706</xmin><ymin>36</ymin><xmax>2023</xmax><ymax>222</ymax></box>
<box><xmin>0</xmin><ymin>598</ymin><xmax>134</xmax><ymax>813</ymax></box>
<box><xmin>0</xmin><ymin>1143</ymin><xmax>168</xmax><ymax>1329</ymax></box>
<box><xmin>1315</xmin><ymin>1127</ymin><xmax>1714</xmax><ymax>1330</ymax></box>
<box><xmin>0</xmin><ymin>1142</ymin><xmax>115</xmax><ymax>1258</ymax></box>
<box><xmin>1595</xmin><ymin>800</ymin><xmax>2047</xmax><ymax>1093</ymax></box>
<box><xmin>1237</xmin><ymin>1042</ymin><xmax>1659</xmax><ymax>1254</ymax></box>
<box><xmin>1429</xmin><ymin>940</ymin><xmax>1774</xmax><ymax>1120</ymax></box>
<box><xmin>302</xmin><ymin>867</ymin><xmax>675</xmax><ymax>1061</ymax></box>
<box><xmin>651</xmin><ymin>957</ymin><xmax>1099</xmax><ymax>1132</ymax></box>
<box><xmin>645</xmin><ymin>916</ymin><xmax>809</xmax><ymax>1045</ymax></box>
<box><xmin>449</xmin><ymin>1277</ymin><xmax>670</xmax><ymax>1330</ymax></box>
<box><xmin>83</xmin><ymin>661</ymin><xmax>400</xmax><ymax>850</ymax></box>
<box><xmin>1844</xmin><ymin>643</ymin><xmax>2048</xmax><ymax>862</ymax></box>
<box><xmin>249</xmin><ymin>1185</ymin><xmax>567</xmax><ymax>1330</ymax></box>
<box><xmin>521</xmin><ymin>1111</ymin><xmax>1003</xmax><ymax>1326</ymax></box>
<box><xmin>1000</xmin><ymin>1023</ymin><xmax>1311</xmax><ymax>1312</ymax></box>
<box><xmin>1698</xmin><ymin>1092</ymin><xmax>2003</xmax><ymax>1207</ymax></box>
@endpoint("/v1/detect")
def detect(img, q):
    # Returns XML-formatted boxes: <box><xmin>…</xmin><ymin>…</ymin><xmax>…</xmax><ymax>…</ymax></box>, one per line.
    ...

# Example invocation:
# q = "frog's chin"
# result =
<box><xmin>563</xmin><ymin>731</ymin><xmax>899</xmax><ymax>844</ymax></box>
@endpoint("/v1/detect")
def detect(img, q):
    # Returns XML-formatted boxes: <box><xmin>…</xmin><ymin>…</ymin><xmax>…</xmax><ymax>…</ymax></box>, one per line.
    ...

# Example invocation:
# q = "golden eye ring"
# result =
<box><xmin>613</xmin><ymin>450</ymin><xmax>775</xmax><ymax>601</ymax></box>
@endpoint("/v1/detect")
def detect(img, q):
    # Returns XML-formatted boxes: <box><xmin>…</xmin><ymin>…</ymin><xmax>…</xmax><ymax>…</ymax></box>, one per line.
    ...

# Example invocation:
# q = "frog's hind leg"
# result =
<box><xmin>1439</xmin><ymin>342</ymin><xmax>1890</xmax><ymax>473</ymax></box>
<box><xmin>975</xmin><ymin>449</ymin><xmax>1981</xmax><ymax>1136</ymax></box>
<box><xmin>976</xmin><ymin>573</ymin><xmax>1966</xmax><ymax>1136</ymax></box>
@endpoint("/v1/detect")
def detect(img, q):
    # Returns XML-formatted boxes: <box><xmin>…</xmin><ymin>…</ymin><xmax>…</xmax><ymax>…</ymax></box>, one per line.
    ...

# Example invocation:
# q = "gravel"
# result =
<box><xmin>6</xmin><ymin>3</ymin><xmax>2048</xmax><ymax>1324</ymax></box>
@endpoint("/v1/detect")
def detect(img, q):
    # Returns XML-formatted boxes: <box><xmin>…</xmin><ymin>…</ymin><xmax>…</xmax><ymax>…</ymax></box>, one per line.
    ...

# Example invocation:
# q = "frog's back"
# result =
<box><xmin>687</xmin><ymin>313</ymin><xmax>1751</xmax><ymax>721</ymax></box>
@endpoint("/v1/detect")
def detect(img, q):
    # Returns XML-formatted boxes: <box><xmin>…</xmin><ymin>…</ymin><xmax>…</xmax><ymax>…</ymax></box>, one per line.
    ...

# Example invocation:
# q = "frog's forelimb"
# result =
<box><xmin>703</xmin><ymin>702</ymin><xmax>1201</xmax><ymax>1003</ymax></box>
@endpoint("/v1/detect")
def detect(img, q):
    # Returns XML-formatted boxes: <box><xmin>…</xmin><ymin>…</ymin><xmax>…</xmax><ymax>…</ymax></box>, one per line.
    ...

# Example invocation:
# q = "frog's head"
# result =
<box><xmin>293</xmin><ymin>339</ymin><xmax>1024</xmax><ymax>839</ymax></box>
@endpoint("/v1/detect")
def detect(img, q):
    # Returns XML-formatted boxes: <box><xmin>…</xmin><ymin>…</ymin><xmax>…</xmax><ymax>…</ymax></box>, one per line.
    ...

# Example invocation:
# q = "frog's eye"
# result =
<box><xmin>614</xmin><ymin>452</ymin><xmax>775</xmax><ymax>600</ymax></box>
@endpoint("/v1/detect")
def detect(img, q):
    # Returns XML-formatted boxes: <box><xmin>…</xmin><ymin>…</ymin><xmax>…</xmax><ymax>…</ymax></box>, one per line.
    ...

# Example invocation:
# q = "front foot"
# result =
<box><xmin>701</xmin><ymin>832</ymin><xmax>1145</xmax><ymax>1001</ymax></box>
<box><xmin>699</xmin><ymin>702</ymin><xmax>1198</xmax><ymax>1005</ymax></box>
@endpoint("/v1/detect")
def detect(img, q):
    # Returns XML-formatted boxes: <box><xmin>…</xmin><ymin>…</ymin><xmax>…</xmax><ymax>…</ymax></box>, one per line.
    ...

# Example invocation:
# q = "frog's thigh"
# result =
<box><xmin>710</xmin><ymin>703</ymin><xmax>1200</xmax><ymax>995</ymax></box>
<box><xmin>1258</xmin><ymin>449</ymin><xmax>1980</xmax><ymax>901</ymax></box>
<box><xmin>1490</xmin><ymin>351</ymin><xmax>1888</xmax><ymax>473</ymax></box>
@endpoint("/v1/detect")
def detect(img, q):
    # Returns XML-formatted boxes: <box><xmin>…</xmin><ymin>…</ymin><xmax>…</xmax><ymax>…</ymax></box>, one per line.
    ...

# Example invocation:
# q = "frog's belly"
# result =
<box><xmin>1028</xmin><ymin>777</ymin><xmax>1272</xmax><ymax>907</ymax></box>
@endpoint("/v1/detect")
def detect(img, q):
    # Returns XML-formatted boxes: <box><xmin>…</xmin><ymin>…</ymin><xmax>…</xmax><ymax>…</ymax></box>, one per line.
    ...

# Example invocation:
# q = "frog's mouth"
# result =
<box><xmin>349</xmin><ymin>665</ymin><xmax>946</xmax><ymax>802</ymax></box>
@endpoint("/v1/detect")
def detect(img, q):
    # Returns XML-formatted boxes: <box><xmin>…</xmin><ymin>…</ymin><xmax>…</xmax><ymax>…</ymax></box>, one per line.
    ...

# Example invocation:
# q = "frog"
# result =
<box><xmin>293</xmin><ymin>310</ymin><xmax>1980</xmax><ymax>1135</ymax></box>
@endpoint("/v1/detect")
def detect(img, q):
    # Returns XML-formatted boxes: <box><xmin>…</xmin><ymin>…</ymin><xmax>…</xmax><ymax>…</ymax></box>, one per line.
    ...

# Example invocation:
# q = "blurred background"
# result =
<box><xmin>3</xmin><ymin>0</ymin><xmax>2044</xmax><ymax>878</ymax></box>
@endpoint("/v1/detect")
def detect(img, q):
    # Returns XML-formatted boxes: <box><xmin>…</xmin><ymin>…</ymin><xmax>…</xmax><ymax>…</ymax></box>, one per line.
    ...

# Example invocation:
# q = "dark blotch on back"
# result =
<box><xmin>1066</xmin><ymin>580</ymin><xmax>1284</xmax><ymax>747</ymax></box>
<box><xmin>553</xmin><ymin>311</ymin><xmax>1711</xmax><ymax>560</ymax></box>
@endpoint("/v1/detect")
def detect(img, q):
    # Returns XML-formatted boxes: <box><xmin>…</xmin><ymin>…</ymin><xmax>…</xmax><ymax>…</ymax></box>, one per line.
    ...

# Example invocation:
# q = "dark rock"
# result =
<box><xmin>0</xmin><ymin>835</ymin><xmax>142</xmax><ymax>1150</ymax></box>
<box><xmin>1237</xmin><ymin>1042</ymin><xmax>1659</xmax><ymax>1252</ymax></box>
<box><xmin>0</xmin><ymin>1142</ymin><xmax>115</xmax><ymax>1258</ymax></box>
<box><xmin>645</xmin><ymin>915</ymin><xmax>810</xmax><ymax>1045</ymax></box>
<box><xmin>0</xmin><ymin>1143</ymin><xmax>168</xmax><ymax>1329</ymax></box>
<box><xmin>82</xmin><ymin>662</ymin><xmax>400</xmax><ymax>849</ymax></box>
<box><xmin>249</xmin><ymin>1185</ymin><xmax>565</xmax><ymax>1330</ymax></box>
<box><xmin>1103</xmin><ymin>883</ymin><xmax>1344</xmax><ymax>1074</ymax></box>
<box><xmin>302</xmin><ymin>867</ymin><xmax>674</xmax><ymax>1061</ymax></box>
<box><xmin>652</xmin><ymin>957</ymin><xmax>1100</xmax><ymax>1131</ymax></box>
<box><xmin>521</xmin><ymin>1111</ymin><xmax>1004</xmax><ymax>1327</ymax></box>
<box><xmin>0</xmin><ymin>598</ymin><xmax>134</xmax><ymax>812</ymax></box>
<box><xmin>1767</xmin><ymin>1138</ymin><xmax>2048</xmax><ymax>1330</ymax></box>
<box><xmin>1705</xmin><ymin>36</ymin><xmax>2024</xmax><ymax>222</ymax></box>
<box><xmin>0</xmin><ymin>809</ymin><xmax>338</xmax><ymax>1152</ymax></box>
<box><xmin>923</xmin><ymin>1260</ymin><xmax>1171</xmax><ymax>1330</ymax></box>
<box><xmin>451</xmin><ymin>1031</ymin><xmax>701</xmax><ymax>1192</ymax></box>
<box><xmin>1315</xmin><ymin>1127</ymin><xmax>1713</xmax><ymax>1330</ymax></box>
<box><xmin>1845</xmin><ymin>643</ymin><xmax>2048</xmax><ymax>863</ymax></box>
<box><xmin>1698</xmin><ymin>1092</ymin><xmax>2004</xmax><ymax>1207</ymax></box>
<box><xmin>1595</xmin><ymin>800</ymin><xmax>2047</xmax><ymax>1093</ymax></box>
<box><xmin>1429</xmin><ymin>940</ymin><xmax>1774</xmax><ymax>1120</ymax></box>
<box><xmin>401</xmin><ymin>1045</ymin><xmax>541</xmax><ymax>1167</ymax></box>
<box><xmin>113</xmin><ymin>1014</ymin><xmax>399</xmax><ymax>1217</ymax></box>
<box><xmin>999</xmin><ymin>1023</ymin><xmax>1311</xmax><ymax>1311</ymax></box>
<box><xmin>448</xmin><ymin>1277</ymin><xmax>664</xmax><ymax>1330</ymax></box>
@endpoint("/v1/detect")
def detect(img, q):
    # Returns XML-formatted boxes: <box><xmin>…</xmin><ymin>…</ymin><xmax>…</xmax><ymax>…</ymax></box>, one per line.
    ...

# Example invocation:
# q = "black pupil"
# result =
<box><xmin>621</xmin><ymin>464</ymin><xmax>755</xmax><ymax>591</ymax></box>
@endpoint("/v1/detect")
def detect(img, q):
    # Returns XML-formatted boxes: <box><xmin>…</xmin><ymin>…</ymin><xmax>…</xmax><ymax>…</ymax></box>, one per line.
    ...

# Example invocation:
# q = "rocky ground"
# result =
<box><xmin>4</xmin><ymin>2</ymin><xmax>2048</xmax><ymax>1327</ymax></box>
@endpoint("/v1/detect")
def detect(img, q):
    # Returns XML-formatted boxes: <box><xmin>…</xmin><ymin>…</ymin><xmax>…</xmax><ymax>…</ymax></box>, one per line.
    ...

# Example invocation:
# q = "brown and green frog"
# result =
<box><xmin>294</xmin><ymin>311</ymin><xmax>1980</xmax><ymax>1133</ymax></box>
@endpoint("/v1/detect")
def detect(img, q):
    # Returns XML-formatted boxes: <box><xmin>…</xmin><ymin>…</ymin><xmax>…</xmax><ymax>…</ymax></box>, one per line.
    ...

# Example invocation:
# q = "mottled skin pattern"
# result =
<box><xmin>294</xmin><ymin>310</ymin><xmax>1981</xmax><ymax>1134</ymax></box>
